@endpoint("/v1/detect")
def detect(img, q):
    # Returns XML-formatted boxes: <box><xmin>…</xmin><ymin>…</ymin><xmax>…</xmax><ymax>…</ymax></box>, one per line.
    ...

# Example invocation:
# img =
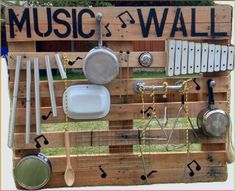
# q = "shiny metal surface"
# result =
<box><xmin>196</xmin><ymin>107</ymin><xmax>208</xmax><ymax>131</ymax></box>
<box><xmin>83</xmin><ymin>47</ymin><xmax>119</xmax><ymax>84</ymax></box>
<box><xmin>14</xmin><ymin>154</ymin><xmax>51</xmax><ymax>190</ymax></box>
<box><xmin>134</xmin><ymin>81</ymin><xmax>184</xmax><ymax>93</ymax></box>
<box><xmin>203</xmin><ymin>110</ymin><xmax>228</xmax><ymax>137</ymax></box>
<box><xmin>138</xmin><ymin>52</ymin><xmax>153</xmax><ymax>67</ymax></box>
<box><xmin>197</xmin><ymin>108</ymin><xmax>228</xmax><ymax>137</ymax></box>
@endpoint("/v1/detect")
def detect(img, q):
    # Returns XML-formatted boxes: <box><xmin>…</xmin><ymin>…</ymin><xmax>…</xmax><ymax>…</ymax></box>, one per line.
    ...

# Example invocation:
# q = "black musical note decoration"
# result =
<box><xmin>116</xmin><ymin>10</ymin><xmax>135</xmax><ymax>28</ymax></box>
<box><xmin>99</xmin><ymin>165</ymin><xmax>107</xmax><ymax>178</ymax></box>
<box><xmin>193</xmin><ymin>78</ymin><xmax>201</xmax><ymax>91</ymax></box>
<box><xmin>105</xmin><ymin>23</ymin><xmax>112</xmax><ymax>37</ymax></box>
<box><xmin>187</xmin><ymin>160</ymin><xmax>201</xmax><ymax>177</ymax></box>
<box><xmin>140</xmin><ymin>106</ymin><xmax>153</xmax><ymax>117</ymax></box>
<box><xmin>68</xmin><ymin>56</ymin><xmax>83</xmax><ymax>66</ymax></box>
<box><xmin>41</xmin><ymin>111</ymin><xmax>52</xmax><ymax>120</ymax></box>
<box><xmin>34</xmin><ymin>135</ymin><xmax>49</xmax><ymax>148</ymax></box>
<box><xmin>140</xmin><ymin>170</ymin><xmax>158</xmax><ymax>180</ymax></box>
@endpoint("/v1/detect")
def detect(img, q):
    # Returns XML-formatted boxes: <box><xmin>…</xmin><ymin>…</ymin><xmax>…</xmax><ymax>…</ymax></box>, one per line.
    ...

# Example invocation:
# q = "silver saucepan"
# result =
<box><xmin>83</xmin><ymin>13</ymin><xmax>119</xmax><ymax>85</ymax></box>
<box><xmin>197</xmin><ymin>79</ymin><xmax>229</xmax><ymax>137</ymax></box>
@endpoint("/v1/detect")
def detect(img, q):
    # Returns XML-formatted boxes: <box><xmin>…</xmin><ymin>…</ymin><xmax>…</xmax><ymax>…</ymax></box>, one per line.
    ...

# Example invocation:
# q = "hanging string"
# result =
<box><xmin>182</xmin><ymin>80</ymin><xmax>191</xmax><ymax>179</ymax></box>
<box><xmin>62</xmin><ymin>55</ymin><xmax>69</xmax><ymax>130</ymax></box>
<box><xmin>138</xmin><ymin>85</ymin><xmax>149</xmax><ymax>183</ymax></box>
<box><xmin>139</xmin><ymin>85</ymin><xmax>146</xmax><ymax>144</ymax></box>
<box><xmin>162</xmin><ymin>82</ymin><xmax>168</xmax><ymax>126</ymax></box>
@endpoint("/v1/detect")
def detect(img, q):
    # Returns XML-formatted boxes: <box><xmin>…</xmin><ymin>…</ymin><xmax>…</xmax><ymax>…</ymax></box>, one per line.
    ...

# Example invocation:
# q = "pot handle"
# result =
<box><xmin>207</xmin><ymin>79</ymin><xmax>216</xmax><ymax>109</ymax></box>
<box><xmin>181</xmin><ymin>94</ymin><xmax>184</xmax><ymax>105</ymax></box>
<box><xmin>96</xmin><ymin>12</ymin><xmax>103</xmax><ymax>47</ymax></box>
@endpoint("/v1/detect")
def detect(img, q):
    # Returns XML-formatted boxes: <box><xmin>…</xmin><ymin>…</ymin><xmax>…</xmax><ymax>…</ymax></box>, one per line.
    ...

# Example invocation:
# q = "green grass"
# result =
<box><xmin>42</xmin><ymin>144</ymin><xmax>201</xmax><ymax>156</ymax></box>
<box><xmin>133</xmin><ymin>144</ymin><xmax>201</xmax><ymax>153</ymax></box>
<box><xmin>42</xmin><ymin>121</ymin><xmax>108</xmax><ymax>132</ymax></box>
<box><xmin>42</xmin><ymin>146</ymin><xmax>109</xmax><ymax>156</ymax></box>
<box><xmin>41</xmin><ymin>117</ymin><xmax>200</xmax><ymax>156</ymax></box>
<box><xmin>134</xmin><ymin>118</ymin><xmax>197</xmax><ymax>129</ymax></box>
<box><xmin>40</xmin><ymin>70</ymin><xmax>200</xmax><ymax>81</ymax></box>
<box><xmin>133</xmin><ymin>71</ymin><xmax>166</xmax><ymax>78</ymax></box>
<box><xmin>40</xmin><ymin>70</ymin><xmax>86</xmax><ymax>81</ymax></box>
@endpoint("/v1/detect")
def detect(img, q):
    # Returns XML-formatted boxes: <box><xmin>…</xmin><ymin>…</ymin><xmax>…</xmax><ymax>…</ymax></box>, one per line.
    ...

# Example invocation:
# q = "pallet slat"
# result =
<box><xmin>14</xmin><ymin>152</ymin><xmax>227</xmax><ymax>188</ymax></box>
<box><xmin>14</xmin><ymin>151</ymin><xmax>227</xmax><ymax>172</ymax></box>
<box><xmin>44</xmin><ymin>166</ymin><xmax>226</xmax><ymax>187</ymax></box>
<box><xmin>10</xmin><ymin>77</ymin><xmax>228</xmax><ymax>98</ymax></box>
<box><xmin>8</xmin><ymin>52</ymin><xmax>166</xmax><ymax>69</ymax></box>
<box><xmin>6</xmin><ymin>23</ymin><xmax>231</xmax><ymax>42</ymax></box>
<box><xmin>13</xmin><ymin>101</ymin><xmax>227</xmax><ymax>125</ymax></box>
<box><xmin>14</xmin><ymin>129</ymin><xmax>225</xmax><ymax>149</ymax></box>
<box><xmin>5</xmin><ymin>6</ymin><xmax>232</xmax><ymax>42</ymax></box>
<box><xmin>14</xmin><ymin>93</ymin><xmax>228</xmax><ymax>108</ymax></box>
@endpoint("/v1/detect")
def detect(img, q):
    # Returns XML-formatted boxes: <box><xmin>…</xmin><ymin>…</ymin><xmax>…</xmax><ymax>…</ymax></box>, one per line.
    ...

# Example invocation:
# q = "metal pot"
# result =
<box><xmin>197</xmin><ymin>79</ymin><xmax>229</xmax><ymax>137</ymax></box>
<box><xmin>83</xmin><ymin>13</ymin><xmax>119</xmax><ymax>85</ymax></box>
<box><xmin>14</xmin><ymin>153</ymin><xmax>52</xmax><ymax>190</ymax></box>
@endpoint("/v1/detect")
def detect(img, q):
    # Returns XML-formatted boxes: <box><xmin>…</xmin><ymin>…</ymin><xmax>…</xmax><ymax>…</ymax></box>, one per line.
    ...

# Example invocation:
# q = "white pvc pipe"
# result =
<box><xmin>8</xmin><ymin>56</ymin><xmax>21</xmax><ymax>148</ymax></box>
<box><xmin>34</xmin><ymin>57</ymin><xmax>41</xmax><ymax>136</ymax></box>
<box><xmin>55</xmin><ymin>54</ymin><xmax>67</xmax><ymax>79</ymax></box>
<box><xmin>45</xmin><ymin>55</ymin><xmax>57</xmax><ymax>117</ymax></box>
<box><xmin>26</xmin><ymin>60</ymin><xmax>31</xmax><ymax>144</ymax></box>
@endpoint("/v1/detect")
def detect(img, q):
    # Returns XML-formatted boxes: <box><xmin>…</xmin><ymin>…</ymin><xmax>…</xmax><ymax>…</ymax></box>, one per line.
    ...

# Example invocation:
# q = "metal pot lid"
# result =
<box><xmin>203</xmin><ymin>110</ymin><xmax>229</xmax><ymax>137</ymax></box>
<box><xmin>83</xmin><ymin>48</ymin><xmax>119</xmax><ymax>84</ymax></box>
<box><xmin>14</xmin><ymin>155</ymin><xmax>51</xmax><ymax>190</ymax></box>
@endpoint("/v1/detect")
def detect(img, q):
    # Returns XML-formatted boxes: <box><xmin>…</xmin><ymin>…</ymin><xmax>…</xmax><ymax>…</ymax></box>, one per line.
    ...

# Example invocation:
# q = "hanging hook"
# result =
<box><xmin>162</xmin><ymin>82</ymin><xmax>168</xmax><ymax>126</ymax></box>
<box><xmin>163</xmin><ymin>82</ymin><xmax>168</xmax><ymax>98</ymax></box>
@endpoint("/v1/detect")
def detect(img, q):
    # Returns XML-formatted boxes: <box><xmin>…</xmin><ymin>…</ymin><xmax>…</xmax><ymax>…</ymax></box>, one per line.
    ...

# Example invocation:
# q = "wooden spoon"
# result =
<box><xmin>226</xmin><ymin>121</ymin><xmax>234</xmax><ymax>164</ymax></box>
<box><xmin>64</xmin><ymin>129</ymin><xmax>75</xmax><ymax>186</ymax></box>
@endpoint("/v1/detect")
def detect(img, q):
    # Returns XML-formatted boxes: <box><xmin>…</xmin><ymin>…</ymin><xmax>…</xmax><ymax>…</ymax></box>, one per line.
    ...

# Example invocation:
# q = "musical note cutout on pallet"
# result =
<box><xmin>166</xmin><ymin>40</ymin><xmax>234</xmax><ymax>76</ymax></box>
<box><xmin>116</xmin><ymin>10</ymin><xmax>135</xmax><ymax>28</ymax></box>
<box><xmin>187</xmin><ymin>160</ymin><xmax>201</xmax><ymax>177</ymax></box>
<box><xmin>34</xmin><ymin>135</ymin><xmax>49</xmax><ymax>148</ymax></box>
<box><xmin>140</xmin><ymin>170</ymin><xmax>158</xmax><ymax>181</ymax></box>
<box><xmin>99</xmin><ymin>165</ymin><xmax>107</xmax><ymax>178</ymax></box>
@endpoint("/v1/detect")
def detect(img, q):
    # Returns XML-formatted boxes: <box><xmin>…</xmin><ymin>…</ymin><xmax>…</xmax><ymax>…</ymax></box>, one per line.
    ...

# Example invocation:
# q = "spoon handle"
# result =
<box><xmin>65</xmin><ymin>129</ymin><xmax>72</xmax><ymax>167</ymax></box>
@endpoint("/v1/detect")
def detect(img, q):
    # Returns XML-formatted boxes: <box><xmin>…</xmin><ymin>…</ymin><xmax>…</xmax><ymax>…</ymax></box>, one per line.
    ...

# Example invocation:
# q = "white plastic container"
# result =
<box><xmin>63</xmin><ymin>85</ymin><xmax>110</xmax><ymax>119</ymax></box>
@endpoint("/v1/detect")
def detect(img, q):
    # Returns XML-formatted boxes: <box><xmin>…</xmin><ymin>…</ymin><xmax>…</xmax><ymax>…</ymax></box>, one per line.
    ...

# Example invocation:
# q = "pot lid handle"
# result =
<box><xmin>207</xmin><ymin>79</ymin><xmax>216</xmax><ymax>109</ymax></box>
<box><xmin>96</xmin><ymin>12</ymin><xmax>103</xmax><ymax>47</ymax></box>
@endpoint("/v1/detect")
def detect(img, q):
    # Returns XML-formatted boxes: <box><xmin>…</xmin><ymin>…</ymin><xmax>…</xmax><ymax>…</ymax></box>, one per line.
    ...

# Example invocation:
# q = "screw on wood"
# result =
<box><xmin>207</xmin><ymin>154</ymin><xmax>214</xmax><ymax>162</ymax></box>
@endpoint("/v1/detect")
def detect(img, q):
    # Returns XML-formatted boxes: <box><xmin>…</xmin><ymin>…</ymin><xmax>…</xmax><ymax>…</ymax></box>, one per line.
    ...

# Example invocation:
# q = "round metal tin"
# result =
<box><xmin>14</xmin><ymin>153</ymin><xmax>52</xmax><ymax>190</ymax></box>
<box><xmin>138</xmin><ymin>52</ymin><xmax>153</xmax><ymax>67</ymax></box>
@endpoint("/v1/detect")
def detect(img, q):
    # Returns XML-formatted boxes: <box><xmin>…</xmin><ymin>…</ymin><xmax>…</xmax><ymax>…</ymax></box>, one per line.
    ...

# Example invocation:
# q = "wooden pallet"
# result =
<box><xmin>5</xmin><ymin>4</ymin><xmax>232</xmax><ymax>189</ymax></box>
